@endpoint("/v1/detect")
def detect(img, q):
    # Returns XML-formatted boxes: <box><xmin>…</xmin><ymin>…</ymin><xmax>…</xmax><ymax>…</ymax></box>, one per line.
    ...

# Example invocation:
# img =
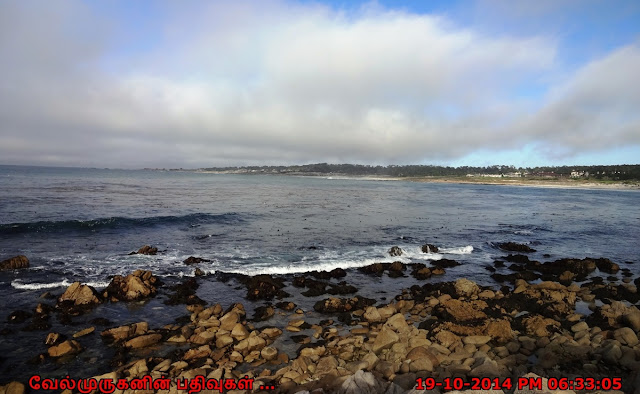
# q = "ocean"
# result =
<box><xmin>0</xmin><ymin>165</ymin><xmax>639</xmax><ymax>382</ymax></box>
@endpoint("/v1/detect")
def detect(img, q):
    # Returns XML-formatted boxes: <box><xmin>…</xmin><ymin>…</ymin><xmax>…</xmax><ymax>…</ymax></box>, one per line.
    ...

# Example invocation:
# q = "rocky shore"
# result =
<box><xmin>1</xmin><ymin>244</ymin><xmax>639</xmax><ymax>394</ymax></box>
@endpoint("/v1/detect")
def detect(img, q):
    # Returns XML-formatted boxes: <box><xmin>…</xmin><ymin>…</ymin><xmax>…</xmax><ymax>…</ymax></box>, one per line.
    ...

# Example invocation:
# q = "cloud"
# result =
<box><xmin>0</xmin><ymin>0</ymin><xmax>637</xmax><ymax>167</ymax></box>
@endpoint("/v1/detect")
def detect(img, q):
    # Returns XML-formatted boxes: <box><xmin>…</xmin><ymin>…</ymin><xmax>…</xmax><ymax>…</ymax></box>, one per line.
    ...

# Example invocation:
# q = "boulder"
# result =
<box><xmin>101</xmin><ymin>322</ymin><xmax>148</xmax><ymax>342</ymax></box>
<box><xmin>455</xmin><ymin>278</ymin><xmax>480</xmax><ymax>298</ymax></box>
<box><xmin>58</xmin><ymin>282</ymin><xmax>101</xmax><ymax>307</ymax></box>
<box><xmin>103</xmin><ymin>270</ymin><xmax>158</xmax><ymax>302</ymax></box>
<box><xmin>421</xmin><ymin>244</ymin><xmax>439</xmax><ymax>253</ymax></box>
<box><xmin>0</xmin><ymin>255</ymin><xmax>29</xmax><ymax>271</ymax></box>
<box><xmin>47</xmin><ymin>340</ymin><xmax>83</xmax><ymax>357</ymax></box>
<box><xmin>337</xmin><ymin>370</ymin><xmax>385</xmax><ymax>394</ymax></box>
<box><xmin>372</xmin><ymin>326</ymin><xmax>399</xmax><ymax>353</ymax></box>
<box><xmin>124</xmin><ymin>333</ymin><xmax>162</xmax><ymax>349</ymax></box>
<box><xmin>131</xmin><ymin>245</ymin><xmax>157</xmax><ymax>255</ymax></box>
<box><xmin>183</xmin><ymin>256</ymin><xmax>210</xmax><ymax>265</ymax></box>
<box><xmin>388</xmin><ymin>246</ymin><xmax>403</xmax><ymax>257</ymax></box>
<box><xmin>521</xmin><ymin>315</ymin><xmax>560</xmax><ymax>337</ymax></box>
<box><xmin>498</xmin><ymin>242</ymin><xmax>535</xmax><ymax>253</ymax></box>
<box><xmin>1</xmin><ymin>382</ymin><xmax>26</xmax><ymax>394</ymax></box>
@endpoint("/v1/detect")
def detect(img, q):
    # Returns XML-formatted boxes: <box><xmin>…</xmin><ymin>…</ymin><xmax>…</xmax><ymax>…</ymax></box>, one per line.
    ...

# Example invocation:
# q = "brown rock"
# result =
<box><xmin>441</xmin><ymin>299</ymin><xmax>488</xmax><ymax>321</ymax></box>
<box><xmin>133</xmin><ymin>245</ymin><xmax>157</xmax><ymax>255</ymax></box>
<box><xmin>124</xmin><ymin>333</ymin><xmax>162</xmax><ymax>349</ymax></box>
<box><xmin>72</xmin><ymin>327</ymin><xmax>95</xmax><ymax>338</ymax></box>
<box><xmin>47</xmin><ymin>340</ymin><xmax>83</xmax><ymax>358</ymax></box>
<box><xmin>455</xmin><ymin>278</ymin><xmax>480</xmax><ymax>298</ymax></box>
<box><xmin>261</xmin><ymin>346</ymin><xmax>278</xmax><ymax>361</ymax></box>
<box><xmin>2</xmin><ymin>382</ymin><xmax>26</xmax><ymax>394</ymax></box>
<box><xmin>522</xmin><ymin>315</ymin><xmax>561</xmax><ymax>337</ymax></box>
<box><xmin>45</xmin><ymin>332</ymin><xmax>62</xmax><ymax>345</ymax></box>
<box><xmin>183</xmin><ymin>345</ymin><xmax>211</xmax><ymax>361</ymax></box>
<box><xmin>58</xmin><ymin>282</ymin><xmax>101</xmax><ymax>306</ymax></box>
<box><xmin>101</xmin><ymin>322</ymin><xmax>148</xmax><ymax>342</ymax></box>
<box><xmin>372</xmin><ymin>326</ymin><xmax>399</xmax><ymax>353</ymax></box>
<box><xmin>103</xmin><ymin>270</ymin><xmax>158</xmax><ymax>302</ymax></box>
<box><xmin>0</xmin><ymin>255</ymin><xmax>29</xmax><ymax>271</ymax></box>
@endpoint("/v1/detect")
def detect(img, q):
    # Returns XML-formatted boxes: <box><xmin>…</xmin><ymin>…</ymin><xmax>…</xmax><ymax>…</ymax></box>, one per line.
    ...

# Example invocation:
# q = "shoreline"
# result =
<box><xmin>193</xmin><ymin>170</ymin><xmax>640</xmax><ymax>190</ymax></box>
<box><xmin>2</xmin><ymin>246</ymin><xmax>639</xmax><ymax>393</ymax></box>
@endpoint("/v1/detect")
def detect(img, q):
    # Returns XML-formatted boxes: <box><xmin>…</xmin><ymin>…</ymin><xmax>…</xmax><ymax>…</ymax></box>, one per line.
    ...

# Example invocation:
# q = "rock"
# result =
<box><xmin>58</xmin><ymin>282</ymin><xmax>101</xmax><ymax>307</ymax></box>
<box><xmin>463</xmin><ymin>335</ymin><xmax>491</xmax><ymax>345</ymax></box>
<box><xmin>386</xmin><ymin>313</ymin><xmax>410</xmax><ymax>333</ymax></box>
<box><xmin>431</xmin><ymin>258</ymin><xmax>461</xmax><ymax>268</ymax></box>
<box><xmin>571</xmin><ymin>321</ymin><xmax>589</xmax><ymax>332</ymax></box>
<box><xmin>194</xmin><ymin>268</ymin><xmax>205</xmax><ymax>276</ymax></box>
<box><xmin>521</xmin><ymin>315</ymin><xmax>560</xmax><ymax>337</ymax></box>
<box><xmin>215</xmin><ymin>334</ymin><xmax>234</xmax><ymax>348</ymax></box>
<box><xmin>337</xmin><ymin>370</ymin><xmax>385</xmax><ymax>394</ymax></box>
<box><xmin>314</xmin><ymin>296</ymin><xmax>376</xmax><ymax>314</ymax></box>
<box><xmin>623</xmin><ymin>309</ymin><xmax>640</xmax><ymax>331</ymax></box>
<box><xmin>261</xmin><ymin>346</ymin><xmax>278</xmax><ymax>361</ymax></box>
<box><xmin>1</xmin><ymin>382</ymin><xmax>26</xmax><ymax>394</ymax></box>
<box><xmin>372</xmin><ymin>326</ymin><xmax>399</xmax><ymax>354</ymax></box>
<box><xmin>231</xmin><ymin>323</ymin><xmax>250</xmax><ymax>340</ymax></box>
<box><xmin>183</xmin><ymin>345</ymin><xmax>211</xmax><ymax>361</ymax></box>
<box><xmin>164</xmin><ymin>278</ymin><xmax>204</xmax><ymax>305</ymax></box>
<box><xmin>435</xmin><ymin>330</ymin><xmax>461</xmax><ymax>348</ymax></box>
<box><xmin>440</xmin><ymin>299</ymin><xmax>487</xmax><ymax>321</ymax></box>
<box><xmin>183</xmin><ymin>256</ymin><xmax>210</xmax><ymax>265</ymax></box>
<box><xmin>614</xmin><ymin>327</ymin><xmax>638</xmax><ymax>346</ymax></box>
<box><xmin>0</xmin><ymin>255</ymin><xmax>29</xmax><ymax>271</ymax></box>
<box><xmin>498</xmin><ymin>242</ymin><xmax>535</xmax><ymax>253</ymax></box>
<box><xmin>47</xmin><ymin>339</ymin><xmax>83</xmax><ymax>357</ymax></box>
<box><xmin>131</xmin><ymin>245</ymin><xmax>157</xmax><ymax>255</ymax></box>
<box><xmin>421</xmin><ymin>244</ymin><xmax>439</xmax><ymax>253</ymax></box>
<box><xmin>45</xmin><ymin>332</ymin><xmax>62</xmax><ymax>345</ymax></box>
<box><xmin>595</xmin><ymin>258</ymin><xmax>620</xmax><ymax>273</ymax></box>
<box><xmin>243</xmin><ymin>274</ymin><xmax>289</xmax><ymax>300</ymax></box>
<box><xmin>101</xmin><ymin>322</ymin><xmax>148</xmax><ymax>342</ymax></box>
<box><xmin>72</xmin><ymin>327</ymin><xmax>95</xmax><ymax>338</ymax></box>
<box><xmin>455</xmin><ymin>278</ymin><xmax>480</xmax><ymax>298</ymax></box>
<box><xmin>190</xmin><ymin>330</ymin><xmax>216</xmax><ymax>345</ymax></box>
<box><xmin>360</xmin><ymin>263</ymin><xmax>385</xmax><ymax>276</ymax></box>
<box><xmin>103</xmin><ymin>270</ymin><xmax>158</xmax><ymax>302</ymax></box>
<box><xmin>388</xmin><ymin>246</ymin><xmax>403</xmax><ymax>257</ymax></box>
<box><xmin>363</xmin><ymin>307</ymin><xmax>383</xmax><ymax>323</ymax></box>
<box><xmin>219</xmin><ymin>311</ymin><xmax>240</xmax><ymax>331</ymax></box>
<box><xmin>124</xmin><ymin>333</ymin><xmax>162</xmax><ymax>349</ymax></box>
<box><xmin>253</xmin><ymin>305</ymin><xmax>275</xmax><ymax>321</ymax></box>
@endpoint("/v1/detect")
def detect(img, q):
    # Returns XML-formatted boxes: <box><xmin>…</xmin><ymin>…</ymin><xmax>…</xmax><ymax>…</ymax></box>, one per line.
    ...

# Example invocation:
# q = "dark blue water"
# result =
<box><xmin>0</xmin><ymin>165</ymin><xmax>639</xmax><ymax>382</ymax></box>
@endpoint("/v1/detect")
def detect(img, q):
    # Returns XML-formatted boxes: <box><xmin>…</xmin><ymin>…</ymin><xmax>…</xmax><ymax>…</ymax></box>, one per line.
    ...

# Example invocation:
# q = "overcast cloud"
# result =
<box><xmin>0</xmin><ymin>0</ymin><xmax>638</xmax><ymax>168</ymax></box>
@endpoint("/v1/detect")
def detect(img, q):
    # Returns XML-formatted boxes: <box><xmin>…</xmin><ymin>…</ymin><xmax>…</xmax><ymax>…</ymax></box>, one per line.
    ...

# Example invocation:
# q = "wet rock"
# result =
<box><xmin>47</xmin><ymin>339</ymin><xmax>83</xmax><ymax>357</ymax></box>
<box><xmin>421</xmin><ymin>244</ymin><xmax>439</xmax><ymax>253</ymax></box>
<box><xmin>310</xmin><ymin>268</ymin><xmax>347</xmax><ymax>279</ymax></box>
<box><xmin>314</xmin><ymin>296</ymin><xmax>376</xmax><ymax>314</ymax></box>
<box><xmin>243</xmin><ymin>274</ymin><xmax>289</xmax><ymax>300</ymax></box>
<box><xmin>72</xmin><ymin>326</ymin><xmax>95</xmax><ymax>338</ymax></box>
<box><xmin>327</xmin><ymin>282</ymin><xmax>358</xmax><ymax>295</ymax></box>
<box><xmin>7</xmin><ymin>310</ymin><xmax>31</xmax><ymax>324</ymax></box>
<box><xmin>183</xmin><ymin>345</ymin><xmax>212</xmax><ymax>361</ymax></box>
<box><xmin>252</xmin><ymin>305</ymin><xmax>275</xmax><ymax>321</ymax></box>
<box><xmin>431</xmin><ymin>258</ymin><xmax>461</xmax><ymax>268</ymax></box>
<box><xmin>498</xmin><ymin>242</ymin><xmax>535</xmax><ymax>253</ymax></box>
<box><xmin>388</xmin><ymin>246</ymin><xmax>403</xmax><ymax>257</ymax></box>
<box><xmin>276</xmin><ymin>301</ymin><xmax>297</xmax><ymax>311</ymax></box>
<box><xmin>359</xmin><ymin>263</ymin><xmax>385</xmax><ymax>276</ymax></box>
<box><xmin>103</xmin><ymin>270</ymin><xmax>158</xmax><ymax>302</ymax></box>
<box><xmin>130</xmin><ymin>245</ymin><xmax>157</xmax><ymax>255</ymax></box>
<box><xmin>594</xmin><ymin>258</ymin><xmax>620</xmax><ymax>273</ymax></box>
<box><xmin>0</xmin><ymin>255</ymin><xmax>29</xmax><ymax>271</ymax></box>
<box><xmin>164</xmin><ymin>278</ymin><xmax>205</xmax><ymax>305</ymax></box>
<box><xmin>45</xmin><ymin>332</ymin><xmax>63</xmax><ymax>345</ymax></box>
<box><xmin>183</xmin><ymin>256</ymin><xmax>210</xmax><ymax>265</ymax></box>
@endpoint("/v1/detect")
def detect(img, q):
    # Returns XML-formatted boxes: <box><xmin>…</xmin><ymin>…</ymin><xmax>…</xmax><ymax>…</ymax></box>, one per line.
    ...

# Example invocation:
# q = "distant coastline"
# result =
<box><xmin>192</xmin><ymin>170</ymin><xmax>640</xmax><ymax>190</ymax></box>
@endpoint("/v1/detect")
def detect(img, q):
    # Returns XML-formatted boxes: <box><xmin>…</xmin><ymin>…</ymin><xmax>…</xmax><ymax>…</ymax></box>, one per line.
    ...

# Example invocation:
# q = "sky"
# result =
<box><xmin>0</xmin><ymin>0</ymin><xmax>639</xmax><ymax>169</ymax></box>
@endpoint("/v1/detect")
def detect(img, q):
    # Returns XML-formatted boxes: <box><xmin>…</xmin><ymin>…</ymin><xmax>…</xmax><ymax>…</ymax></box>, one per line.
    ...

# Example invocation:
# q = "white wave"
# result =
<box><xmin>11</xmin><ymin>279</ymin><xmax>110</xmax><ymax>290</ymax></box>
<box><xmin>440</xmin><ymin>245</ymin><xmax>473</xmax><ymax>254</ymax></box>
<box><xmin>225</xmin><ymin>258</ymin><xmax>387</xmax><ymax>276</ymax></box>
<box><xmin>12</xmin><ymin>279</ymin><xmax>72</xmax><ymax>290</ymax></box>
<box><xmin>514</xmin><ymin>230</ymin><xmax>533</xmax><ymax>235</ymax></box>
